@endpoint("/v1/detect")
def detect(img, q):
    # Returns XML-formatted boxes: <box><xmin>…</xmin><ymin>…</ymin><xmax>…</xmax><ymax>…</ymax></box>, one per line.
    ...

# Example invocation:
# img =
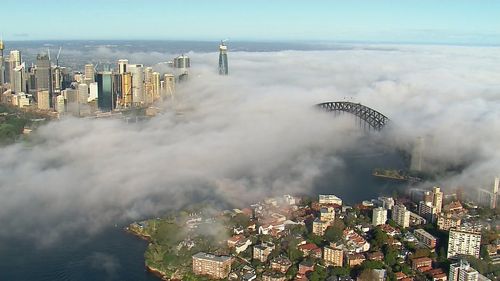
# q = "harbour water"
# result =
<box><xmin>0</xmin><ymin>227</ymin><xmax>158</xmax><ymax>281</ymax></box>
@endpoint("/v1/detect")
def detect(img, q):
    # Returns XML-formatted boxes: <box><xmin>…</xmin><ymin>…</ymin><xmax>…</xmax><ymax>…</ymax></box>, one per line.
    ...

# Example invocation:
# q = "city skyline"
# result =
<box><xmin>1</xmin><ymin>0</ymin><xmax>500</xmax><ymax>45</ymax></box>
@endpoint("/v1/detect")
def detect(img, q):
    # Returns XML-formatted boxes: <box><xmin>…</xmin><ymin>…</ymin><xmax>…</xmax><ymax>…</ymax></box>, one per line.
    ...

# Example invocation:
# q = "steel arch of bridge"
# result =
<box><xmin>317</xmin><ymin>101</ymin><xmax>389</xmax><ymax>131</ymax></box>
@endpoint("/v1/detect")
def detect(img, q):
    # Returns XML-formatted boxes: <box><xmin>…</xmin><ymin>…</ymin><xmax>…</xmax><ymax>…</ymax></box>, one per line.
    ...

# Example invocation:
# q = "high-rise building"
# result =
<box><xmin>447</xmin><ymin>227</ymin><xmax>481</xmax><ymax>258</ymax></box>
<box><xmin>218</xmin><ymin>41</ymin><xmax>228</xmax><ymax>75</ymax></box>
<box><xmin>192</xmin><ymin>252</ymin><xmax>232</xmax><ymax>279</ymax></box>
<box><xmin>128</xmin><ymin>64</ymin><xmax>144</xmax><ymax>105</ymax></box>
<box><xmin>9</xmin><ymin>50</ymin><xmax>21</xmax><ymax>87</ymax></box>
<box><xmin>77</xmin><ymin>83</ymin><xmax>89</xmax><ymax>104</ymax></box>
<box><xmin>492</xmin><ymin>177</ymin><xmax>499</xmax><ymax>209</ymax></box>
<box><xmin>89</xmin><ymin>82</ymin><xmax>98</xmax><ymax>102</ymax></box>
<box><xmin>37</xmin><ymin>90</ymin><xmax>50</xmax><ymax>110</ymax></box>
<box><xmin>372</xmin><ymin>207</ymin><xmax>387</xmax><ymax>226</ymax></box>
<box><xmin>121</xmin><ymin>72</ymin><xmax>132</xmax><ymax>107</ymax></box>
<box><xmin>84</xmin><ymin>64</ymin><xmax>95</xmax><ymax>83</ymax></box>
<box><xmin>377</xmin><ymin>197</ymin><xmax>395</xmax><ymax>210</ymax></box>
<box><xmin>432</xmin><ymin>186</ymin><xmax>443</xmax><ymax>213</ymax></box>
<box><xmin>152</xmin><ymin>71</ymin><xmax>160</xmax><ymax>102</ymax></box>
<box><xmin>0</xmin><ymin>38</ymin><xmax>4</xmax><ymax>88</ymax></box>
<box><xmin>320</xmin><ymin>207</ymin><xmax>335</xmax><ymax>222</ymax></box>
<box><xmin>35</xmin><ymin>54</ymin><xmax>52</xmax><ymax>105</ymax></box>
<box><xmin>144</xmin><ymin>67</ymin><xmax>154</xmax><ymax>105</ymax></box>
<box><xmin>63</xmin><ymin>88</ymin><xmax>80</xmax><ymax>116</ymax></box>
<box><xmin>312</xmin><ymin>218</ymin><xmax>330</xmax><ymax>236</ymax></box>
<box><xmin>12</xmin><ymin>63</ymin><xmax>26</xmax><ymax>94</ymax></box>
<box><xmin>449</xmin><ymin>260</ymin><xmax>479</xmax><ymax>281</ymax></box>
<box><xmin>96</xmin><ymin>72</ymin><xmax>114</xmax><ymax>111</ymax></box>
<box><xmin>118</xmin><ymin>59</ymin><xmax>128</xmax><ymax>74</ymax></box>
<box><xmin>55</xmin><ymin>94</ymin><xmax>65</xmax><ymax>113</ymax></box>
<box><xmin>392</xmin><ymin>204</ymin><xmax>410</xmax><ymax>228</ymax></box>
<box><xmin>163</xmin><ymin>73</ymin><xmax>175</xmax><ymax>99</ymax></box>
<box><xmin>418</xmin><ymin>201</ymin><xmax>438</xmax><ymax>223</ymax></box>
<box><xmin>112</xmin><ymin>73</ymin><xmax>122</xmax><ymax>107</ymax></box>
<box><xmin>437</xmin><ymin>212</ymin><xmax>461</xmax><ymax>231</ymax></box>
<box><xmin>173</xmin><ymin>55</ymin><xmax>190</xmax><ymax>69</ymax></box>
<box><xmin>52</xmin><ymin>66</ymin><xmax>62</xmax><ymax>94</ymax></box>
<box><xmin>323</xmin><ymin>245</ymin><xmax>343</xmax><ymax>267</ymax></box>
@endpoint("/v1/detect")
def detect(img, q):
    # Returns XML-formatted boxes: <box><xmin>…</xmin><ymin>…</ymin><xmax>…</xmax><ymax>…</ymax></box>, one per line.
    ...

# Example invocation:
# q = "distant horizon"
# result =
<box><xmin>3</xmin><ymin>38</ymin><xmax>500</xmax><ymax>48</ymax></box>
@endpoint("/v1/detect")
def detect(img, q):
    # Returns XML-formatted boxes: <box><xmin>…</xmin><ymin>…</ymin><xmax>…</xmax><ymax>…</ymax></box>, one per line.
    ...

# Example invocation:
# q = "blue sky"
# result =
<box><xmin>2</xmin><ymin>0</ymin><xmax>500</xmax><ymax>45</ymax></box>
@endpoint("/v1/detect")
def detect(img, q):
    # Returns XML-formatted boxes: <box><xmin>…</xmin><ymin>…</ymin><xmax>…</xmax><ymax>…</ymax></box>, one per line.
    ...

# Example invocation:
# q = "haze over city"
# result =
<box><xmin>0</xmin><ymin>1</ymin><xmax>499</xmax><ymax>281</ymax></box>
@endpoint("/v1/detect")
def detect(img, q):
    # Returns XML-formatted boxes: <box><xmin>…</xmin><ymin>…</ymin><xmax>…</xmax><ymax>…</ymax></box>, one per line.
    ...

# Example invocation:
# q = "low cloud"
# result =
<box><xmin>0</xmin><ymin>44</ymin><xmax>499</xmax><ymax>245</ymax></box>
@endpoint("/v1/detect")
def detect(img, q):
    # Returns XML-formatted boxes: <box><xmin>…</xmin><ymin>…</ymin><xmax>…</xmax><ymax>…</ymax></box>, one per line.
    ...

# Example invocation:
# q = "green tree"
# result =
<box><xmin>330</xmin><ymin>266</ymin><xmax>350</xmax><ymax>276</ymax></box>
<box><xmin>370</xmin><ymin>227</ymin><xmax>388</xmax><ymax>250</ymax></box>
<box><xmin>309</xmin><ymin>265</ymin><xmax>327</xmax><ymax>281</ymax></box>
<box><xmin>412</xmin><ymin>248</ymin><xmax>431</xmax><ymax>259</ymax></box>
<box><xmin>384</xmin><ymin>247</ymin><xmax>398</xmax><ymax>267</ymax></box>
<box><xmin>286</xmin><ymin>265</ymin><xmax>298</xmax><ymax>279</ymax></box>
<box><xmin>325</xmin><ymin>220</ymin><xmax>346</xmax><ymax>243</ymax></box>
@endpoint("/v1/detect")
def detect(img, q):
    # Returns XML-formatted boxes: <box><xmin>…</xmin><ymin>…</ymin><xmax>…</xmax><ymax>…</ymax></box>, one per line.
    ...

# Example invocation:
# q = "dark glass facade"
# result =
<box><xmin>96</xmin><ymin>72</ymin><xmax>114</xmax><ymax>111</ymax></box>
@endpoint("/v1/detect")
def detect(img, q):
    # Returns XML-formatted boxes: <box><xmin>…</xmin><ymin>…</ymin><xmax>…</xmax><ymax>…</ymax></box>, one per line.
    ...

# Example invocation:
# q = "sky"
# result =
<box><xmin>2</xmin><ymin>0</ymin><xmax>500</xmax><ymax>45</ymax></box>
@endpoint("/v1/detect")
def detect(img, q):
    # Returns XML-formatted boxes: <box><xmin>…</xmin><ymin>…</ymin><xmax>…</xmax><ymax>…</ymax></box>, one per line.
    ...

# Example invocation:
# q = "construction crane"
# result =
<box><xmin>56</xmin><ymin>46</ymin><xmax>62</xmax><ymax>67</ymax></box>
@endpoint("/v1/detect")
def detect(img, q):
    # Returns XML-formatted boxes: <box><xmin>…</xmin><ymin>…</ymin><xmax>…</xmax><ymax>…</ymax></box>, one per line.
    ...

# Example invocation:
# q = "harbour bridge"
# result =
<box><xmin>317</xmin><ymin>101</ymin><xmax>389</xmax><ymax>131</ymax></box>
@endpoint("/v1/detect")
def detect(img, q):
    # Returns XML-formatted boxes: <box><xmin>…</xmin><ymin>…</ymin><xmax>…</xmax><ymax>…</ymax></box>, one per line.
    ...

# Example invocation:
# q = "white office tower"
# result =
<box><xmin>392</xmin><ymin>204</ymin><xmax>410</xmax><ymax>228</ymax></box>
<box><xmin>447</xmin><ymin>227</ymin><xmax>481</xmax><ymax>258</ymax></box>
<box><xmin>449</xmin><ymin>260</ymin><xmax>479</xmax><ymax>281</ymax></box>
<box><xmin>372</xmin><ymin>207</ymin><xmax>387</xmax><ymax>226</ymax></box>
<box><xmin>56</xmin><ymin>94</ymin><xmax>65</xmax><ymax>113</ymax></box>
<box><xmin>118</xmin><ymin>59</ymin><xmax>128</xmax><ymax>74</ymax></box>
<box><xmin>88</xmin><ymin>82</ymin><xmax>98</xmax><ymax>102</ymax></box>
<box><xmin>77</xmin><ymin>83</ymin><xmax>89</xmax><ymax>104</ymax></box>
<box><xmin>128</xmin><ymin>64</ymin><xmax>144</xmax><ymax>105</ymax></box>
<box><xmin>84</xmin><ymin>64</ymin><xmax>95</xmax><ymax>83</ymax></box>
<box><xmin>9</xmin><ymin>50</ymin><xmax>21</xmax><ymax>84</ymax></box>
<box><xmin>432</xmin><ymin>186</ymin><xmax>443</xmax><ymax>213</ymax></box>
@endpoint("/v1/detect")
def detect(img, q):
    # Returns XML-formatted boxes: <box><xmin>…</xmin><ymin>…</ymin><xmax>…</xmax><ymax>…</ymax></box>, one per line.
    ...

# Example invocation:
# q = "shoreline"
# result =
<box><xmin>124</xmin><ymin>227</ymin><xmax>169</xmax><ymax>280</ymax></box>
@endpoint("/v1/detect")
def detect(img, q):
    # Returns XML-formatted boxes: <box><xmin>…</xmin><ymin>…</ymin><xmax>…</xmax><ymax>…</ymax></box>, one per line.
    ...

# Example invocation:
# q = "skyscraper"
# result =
<box><xmin>77</xmin><ymin>83</ymin><xmax>89</xmax><ymax>104</ymax></box>
<box><xmin>163</xmin><ymin>73</ymin><xmax>175</xmax><ymax>99</ymax></box>
<box><xmin>35</xmin><ymin>54</ymin><xmax>52</xmax><ymax>104</ymax></box>
<box><xmin>84</xmin><ymin>64</ymin><xmax>95</xmax><ymax>83</ymax></box>
<box><xmin>432</xmin><ymin>186</ymin><xmax>443</xmax><ymax>213</ymax></box>
<box><xmin>173</xmin><ymin>55</ymin><xmax>190</xmax><ymax>69</ymax></box>
<box><xmin>152</xmin><ymin>71</ymin><xmax>160</xmax><ymax>102</ymax></box>
<box><xmin>12</xmin><ymin>63</ymin><xmax>26</xmax><ymax>94</ymax></box>
<box><xmin>118</xmin><ymin>59</ymin><xmax>128</xmax><ymax>74</ymax></box>
<box><xmin>121</xmin><ymin>72</ymin><xmax>132</xmax><ymax>107</ymax></box>
<box><xmin>144</xmin><ymin>67</ymin><xmax>154</xmax><ymax>105</ymax></box>
<box><xmin>218</xmin><ymin>41</ymin><xmax>228</xmax><ymax>75</ymax></box>
<box><xmin>0</xmin><ymin>38</ymin><xmax>4</xmax><ymax>88</ymax></box>
<box><xmin>9</xmin><ymin>50</ymin><xmax>21</xmax><ymax>89</ymax></box>
<box><xmin>96</xmin><ymin>72</ymin><xmax>114</xmax><ymax>111</ymax></box>
<box><xmin>128</xmin><ymin>64</ymin><xmax>144</xmax><ymax>106</ymax></box>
